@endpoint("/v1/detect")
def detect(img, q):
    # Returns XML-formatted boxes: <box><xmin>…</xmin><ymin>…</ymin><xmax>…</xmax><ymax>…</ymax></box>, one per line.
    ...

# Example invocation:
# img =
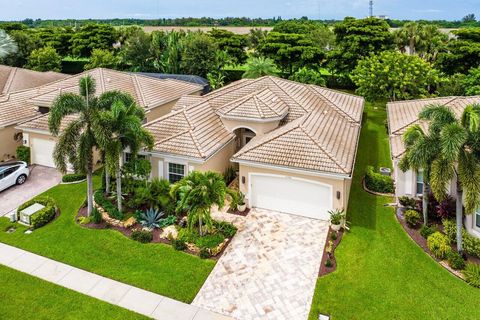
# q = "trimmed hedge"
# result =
<box><xmin>365</xmin><ymin>166</ymin><xmax>394</xmax><ymax>194</ymax></box>
<box><xmin>62</xmin><ymin>173</ymin><xmax>86</xmax><ymax>183</ymax></box>
<box><xmin>93</xmin><ymin>190</ymin><xmax>123</xmax><ymax>220</ymax></box>
<box><xmin>443</xmin><ymin>219</ymin><xmax>480</xmax><ymax>258</ymax></box>
<box><xmin>17</xmin><ymin>196</ymin><xmax>57</xmax><ymax>229</ymax></box>
<box><xmin>16</xmin><ymin>146</ymin><xmax>30</xmax><ymax>164</ymax></box>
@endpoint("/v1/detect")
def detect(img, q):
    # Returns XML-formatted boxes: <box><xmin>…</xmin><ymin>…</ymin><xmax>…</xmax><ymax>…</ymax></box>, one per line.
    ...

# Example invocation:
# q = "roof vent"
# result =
<box><xmin>106</xmin><ymin>77</ymin><xmax>111</xmax><ymax>83</ymax></box>
<box><xmin>272</xmin><ymin>97</ymin><xmax>278</xmax><ymax>102</ymax></box>
<box><xmin>323</xmin><ymin>110</ymin><xmax>328</xmax><ymax>115</ymax></box>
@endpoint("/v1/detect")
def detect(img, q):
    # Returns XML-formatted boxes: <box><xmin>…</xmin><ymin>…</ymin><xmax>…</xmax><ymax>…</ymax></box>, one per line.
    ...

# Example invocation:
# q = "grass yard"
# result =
<box><xmin>0</xmin><ymin>265</ymin><xmax>147</xmax><ymax>319</ymax></box>
<box><xmin>0</xmin><ymin>175</ymin><xmax>215</xmax><ymax>303</ymax></box>
<box><xmin>309</xmin><ymin>101</ymin><xmax>480</xmax><ymax>319</ymax></box>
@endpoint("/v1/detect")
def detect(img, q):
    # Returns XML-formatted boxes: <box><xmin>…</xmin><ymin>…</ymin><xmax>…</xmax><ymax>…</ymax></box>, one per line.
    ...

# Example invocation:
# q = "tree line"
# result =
<box><xmin>1</xmin><ymin>18</ymin><xmax>480</xmax><ymax>101</ymax></box>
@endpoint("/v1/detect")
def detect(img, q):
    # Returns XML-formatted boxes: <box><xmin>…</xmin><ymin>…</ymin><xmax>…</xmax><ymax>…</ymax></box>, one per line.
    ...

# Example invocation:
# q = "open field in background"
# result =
<box><xmin>142</xmin><ymin>26</ymin><xmax>273</xmax><ymax>34</ymax></box>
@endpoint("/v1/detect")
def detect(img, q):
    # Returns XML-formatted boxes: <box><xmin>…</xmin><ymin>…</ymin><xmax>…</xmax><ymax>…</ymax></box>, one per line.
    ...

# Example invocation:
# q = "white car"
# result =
<box><xmin>0</xmin><ymin>161</ymin><xmax>29</xmax><ymax>192</ymax></box>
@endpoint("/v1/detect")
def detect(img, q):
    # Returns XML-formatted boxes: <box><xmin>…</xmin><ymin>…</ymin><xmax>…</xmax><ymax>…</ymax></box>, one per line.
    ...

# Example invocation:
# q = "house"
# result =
<box><xmin>387</xmin><ymin>96</ymin><xmax>480</xmax><ymax>238</ymax></box>
<box><xmin>142</xmin><ymin>76</ymin><xmax>364</xmax><ymax>220</ymax></box>
<box><xmin>6</xmin><ymin>68</ymin><xmax>203</xmax><ymax>167</ymax></box>
<box><xmin>0</xmin><ymin>65</ymin><xmax>68</xmax><ymax>161</ymax></box>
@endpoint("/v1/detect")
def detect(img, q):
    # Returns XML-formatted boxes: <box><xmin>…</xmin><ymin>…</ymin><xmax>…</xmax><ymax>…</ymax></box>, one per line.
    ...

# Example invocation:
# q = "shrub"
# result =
<box><xmin>223</xmin><ymin>166</ymin><xmax>237</xmax><ymax>185</ymax></box>
<box><xmin>62</xmin><ymin>173</ymin><xmax>86</xmax><ymax>183</ymax></box>
<box><xmin>17</xmin><ymin>196</ymin><xmax>57</xmax><ymax>229</ymax></box>
<box><xmin>329</xmin><ymin>209</ymin><xmax>345</xmax><ymax>225</ymax></box>
<box><xmin>199</xmin><ymin>248</ymin><xmax>211</xmax><ymax>259</ymax></box>
<box><xmin>399</xmin><ymin>196</ymin><xmax>416</xmax><ymax>208</ymax></box>
<box><xmin>447</xmin><ymin>251</ymin><xmax>466</xmax><ymax>270</ymax></box>
<box><xmin>404</xmin><ymin>210</ymin><xmax>421</xmax><ymax>228</ymax></box>
<box><xmin>330</xmin><ymin>232</ymin><xmax>338</xmax><ymax>241</ymax></box>
<box><xmin>139</xmin><ymin>208</ymin><xmax>165</xmax><ymax>229</ymax></box>
<box><xmin>365</xmin><ymin>166</ymin><xmax>394</xmax><ymax>194</ymax></box>
<box><xmin>94</xmin><ymin>190</ymin><xmax>123</xmax><ymax>220</ymax></box>
<box><xmin>78</xmin><ymin>216</ymin><xmax>91</xmax><ymax>225</ymax></box>
<box><xmin>158</xmin><ymin>215</ymin><xmax>177</xmax><ymax>228</ymax></box>
<box><xmin>325</xmin><ymin>259</ymin><xmax>333</xmax><ymax>268</ymax></box>
<box><xmin>420</xmin><ymin>225</ymin><xmax>436</xmax><ymax>239</ymax></box>
<box><xmin>16</xmin><ymin>146</ymin><xmax>30</xmax><ymax>164</ymax></box>
<box><xmin>227</xmin><ymin>189</ymin><xmax>239</xmax><ymax>211</ymax></box>
<box><xmin>443</xmin><ymin>219</ymin><xmax>480</xmax><ymax>258</ymax></box>
<box><xmin>427</xmin><ymin>232</ymin><xmax>452</xmax><ymax>259</ymax></box>
<box><xmin>195</xmin><ymin>233</ymin><xmax>225</xmax><ymax>250</ymax></box>
<box><xmin>213</xmin><ymin>220</ymin><xmax>237</xmax><ymax>238</ymax></box>
<box><xmin>91</xmin><ymin>207</ymin><xmax>102</xmax><ymax>224</ymax></box>
<box><xmin>172</xmin><ymin>239</ymin><xmax>187</xmax><ymax>251</ymax></box>
<box><xmin>131</xmin><ymin>230</ymin><xmax>153</xmax><ymax>243</ymax></box>
<box><xmin>463</xmin><ymin>263</ymin><xmax>480</xmax><ymax>288</ymax></box>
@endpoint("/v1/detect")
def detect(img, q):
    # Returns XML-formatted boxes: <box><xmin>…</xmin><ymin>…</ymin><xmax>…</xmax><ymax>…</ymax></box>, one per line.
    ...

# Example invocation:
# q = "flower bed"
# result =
<box><xmin>319</xmin><ymin>227</ymin><xmax>344</xmax><ymax>276</ymax></box>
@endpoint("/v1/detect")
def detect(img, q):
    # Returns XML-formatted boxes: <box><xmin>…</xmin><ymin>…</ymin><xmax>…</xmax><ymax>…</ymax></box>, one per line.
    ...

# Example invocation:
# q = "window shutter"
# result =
<box><xmin>158</xmin><ymin>160</ymin><xmax>164</xmax><ymax>179</ymax></box>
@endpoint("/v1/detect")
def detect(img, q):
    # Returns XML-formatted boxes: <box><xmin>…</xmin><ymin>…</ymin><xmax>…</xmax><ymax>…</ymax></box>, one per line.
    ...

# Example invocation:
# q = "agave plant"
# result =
<box><xmin>139</xmin><ymin>207</ymin><xmax>165</xmax><ymax>229</ymax></box>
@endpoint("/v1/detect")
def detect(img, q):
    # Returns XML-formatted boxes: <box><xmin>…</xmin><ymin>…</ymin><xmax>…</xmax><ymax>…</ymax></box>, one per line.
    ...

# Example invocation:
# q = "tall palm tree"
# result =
<box><xmin>423</xmin><ymin>104</ymin><xmax>480</xmax><ymax>252</ymax></box>
<box><xmin>49</xmin><ymin>76</ymin><xmax>103</xmax><ymax>216</ymax></box>
<box><xmin>0</xmin><ymin>29</ymin><xmax>17</xmax><ymax>59</ymax></box>
<box><xmin>394</xmin><ymin>22</ymin><xmax>421</xmax><ymax>55</ymax></box>
<box><xmin>95</xmin><ymin>97</ymin><xmax>154</xmax><ymax>213</ymax></box>
<box><xmin>399</xmin><ymin>123</ymin><xmax>440</xmax><ymax>226</ymax></box>
<box><xmin>170</xmin><ymin>171</ymin><xmax>227</xmax><ymax>236</ymax></box>
<box><xmin>243</xmin><ymin>56</ymin><xmax>278</xmax><ymax>79</ymax></box>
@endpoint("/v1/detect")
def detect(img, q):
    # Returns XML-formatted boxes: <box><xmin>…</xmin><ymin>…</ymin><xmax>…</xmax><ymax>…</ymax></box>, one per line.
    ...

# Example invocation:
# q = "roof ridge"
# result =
<box><xmin>253</xmin><ymin>95</ymin><xmax>265</xmax><ymax>118</ymax></box>
<box><xmin>155</xmin><ymin>129</ymin><xmax>191</xmax><ymax>145</ymax></box>
<box><xmin>2</xmin><ymin>67</ymin><xmax>17</xmax><ymax>94</ymax></box>
<box><xmin>299</xmin><ymin>125</ymin><xmax>348</xmax><ymax>174</ymax></box>
<box><xmin>143</xmin><ymin>108</ymin><xmax>186</xmax><ymax>127</ymax></box>
<box><xmin>132</xmin><ymin>74</ymin><xmax>147</xmax><ymax>107</ymax></box>
<box><xmin>182</xmin><ymin>108</ymin><xmax>195</xmax><ymax>130</ymax></box>
<box><xmin>307</xmin><ymin>85</ymin><xmax>357</xmax><ymax>122</ymax></box>
<box><xmin>188</xmin><ymin>130</ymin><xmax>206</xmax><ymax>158</ymax></box>
<box><xmin>98</xmin><ymin>68</ymin><xmax>106</xmax><ymax>93</ymax></box>
<box><xmin>269</xmin><ymin>77</ymin><xmax>309</xmax><ymax>114</ymax></box>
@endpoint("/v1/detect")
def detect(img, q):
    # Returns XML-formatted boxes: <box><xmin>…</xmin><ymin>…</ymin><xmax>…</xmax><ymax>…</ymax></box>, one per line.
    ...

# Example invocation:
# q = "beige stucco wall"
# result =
<box><xmin>145</xmin><ymin>90</ymin><xmax>203</xmax><ymax>123</ymax></box>
<box><xmin>238</xmin><ymin>164</ymin><xmax>351</xmax><ymax>211</ymax></box>
<box><xmin>0</xmin><ymin>125</ymin><xmax>21</xmax><ymax>162</ymax></box>
<box><xmin>149</xmin><ymin>140</ymin><xmax>236</xmax><ymax>179</ymax></box>
<box><xmin>220</xmin><ymin>118</ymin><xmax>280</xmax><ymax>137</ymax></box>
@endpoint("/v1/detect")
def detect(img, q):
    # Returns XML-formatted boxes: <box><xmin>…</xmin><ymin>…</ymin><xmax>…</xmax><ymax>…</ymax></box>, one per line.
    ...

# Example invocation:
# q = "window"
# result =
<box><xmin>416</xmin><ymin>170</ymin><xmax>424</xmax><ymax>195</ymax></box>
<box><xmin>476</xmin><ymin>209</ymin><xmax>480</xmax><ymax>229</ymax></box>
<box><xmin>168</xmin><ymin>163</ymin><xmax>185</xmax><ymax>183</ymax></box>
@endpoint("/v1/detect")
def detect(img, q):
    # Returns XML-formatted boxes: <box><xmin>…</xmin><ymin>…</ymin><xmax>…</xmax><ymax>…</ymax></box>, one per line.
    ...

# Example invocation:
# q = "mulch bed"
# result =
<box><xmin>227</xmin><ymin>207</ymin><xmax>250</xmax><ymax>217</ymax></box>
<box><xmin>75</xmin><ymin>206</ymin><xmax>232</xmax><ymax>260</ymax></box>
<box><xmin>395</xmin><ymin>207</ymin><xmax>480</xmax><ymax>277</ymax></box>
<box><xmin>318</xmin><ymin>227</ymin><xmax>344</xmax><ymax>277</ymax></box>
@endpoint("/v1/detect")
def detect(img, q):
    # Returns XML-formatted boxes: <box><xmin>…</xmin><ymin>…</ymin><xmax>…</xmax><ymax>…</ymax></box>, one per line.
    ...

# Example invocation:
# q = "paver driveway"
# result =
<box><xmin>193</xmin><ymin>209</ymin><xmax>329</xmax><ymax>320</ymax></box>
<box><xmin>0</xmin><ymin>165</ymin><xmax>61</xmax><ymax>216</ymax></box>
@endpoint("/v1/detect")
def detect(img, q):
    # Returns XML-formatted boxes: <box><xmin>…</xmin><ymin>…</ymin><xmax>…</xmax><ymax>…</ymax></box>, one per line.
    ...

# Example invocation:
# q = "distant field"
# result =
<box><xmin>143</xmin><ymin>26</ymin><xmax>273</xmax><ymax>34</ymax></box>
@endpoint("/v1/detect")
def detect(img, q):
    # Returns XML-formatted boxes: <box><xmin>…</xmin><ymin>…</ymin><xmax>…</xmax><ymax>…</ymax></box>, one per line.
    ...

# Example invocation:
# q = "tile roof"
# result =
<box><xmin>3</xmin><ymin>68</ymin><xmax>203</xmax><ymax>129</ymax></box>
<box><xmin>146</xmin><ymin>76</ymin><xmax>364</xmax><ymax>175</ymax></box>
<box><xmin>387</xmin><ymin>96</ymin><xmax>480</xmax><ymax>159</ymax></box>
<box><xmin>216</xmin><ymin>88</ymin><xmax>289</xmax><ymax>121</ymax></box>
<box><xmin>0</xmin><ymin>65</ymin><xmax>67</xmax><ymax>95</ymax></box>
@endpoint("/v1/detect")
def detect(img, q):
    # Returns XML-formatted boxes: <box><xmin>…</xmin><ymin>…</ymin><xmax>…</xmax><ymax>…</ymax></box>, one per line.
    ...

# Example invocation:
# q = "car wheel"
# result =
<box><xmin>16</xmin><ymin>174</ymin><xmax>27</xmax><ymax>185</ymax></box>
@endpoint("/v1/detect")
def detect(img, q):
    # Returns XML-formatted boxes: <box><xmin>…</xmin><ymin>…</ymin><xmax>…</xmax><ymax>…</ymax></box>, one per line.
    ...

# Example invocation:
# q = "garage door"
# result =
<box><xmin>31</xmin><ymin>138</ymin><xmax>56</xmax><ymax>168</ymax></box>
<box><xmin>250</xmin><ymin>174</ymin><xmax>333</xmax><ymax>220</ymax></box>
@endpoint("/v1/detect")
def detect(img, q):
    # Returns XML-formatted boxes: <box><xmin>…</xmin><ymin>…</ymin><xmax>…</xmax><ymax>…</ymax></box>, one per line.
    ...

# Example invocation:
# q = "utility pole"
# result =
<box><xmin>369</xmin><ymin>0</ymin><xmax>373</xmax><ymax>18</ymax></box>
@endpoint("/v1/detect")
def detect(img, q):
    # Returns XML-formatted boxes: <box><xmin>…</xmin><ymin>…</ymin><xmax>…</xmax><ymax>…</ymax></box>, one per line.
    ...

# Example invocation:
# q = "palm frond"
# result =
<box><xmin>48</xmin><ymin>94</ymin><xmax>85</xmax><ymax>135</ymax></box>
<box><xmin>440</xmin><ymin>123</ymin><xmax>467</xmax><ymax>163</ymax></box>
<box><xmin>430</xmin><ymin>158</ymin><xmax>455</xmax><ymax>201</ymax></box>
<box><xmin>53</xmin><ymin>119</ymin><xmax>84</xmax><ymax>173</ymax></box>
<box><xmin>79</xmin><ymin>75</ymin><xmax>96</xmax><ymax>98</ymax></box>
<box><xmin>458</xmin><ymin>150</ymin><xmax>480</xmax><ymax>214</ymax></box>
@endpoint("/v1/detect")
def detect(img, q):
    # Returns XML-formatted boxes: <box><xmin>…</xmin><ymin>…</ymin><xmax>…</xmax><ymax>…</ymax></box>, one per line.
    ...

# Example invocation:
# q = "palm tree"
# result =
<box><xmin>399</xmin><ymin>124</ymin><xmax>440</xmax><ymax>226</ymax></box>
<box><xmin>170</xmin><ymin>171</ymin><xmax>227</xmax><ymax>236</ymax></box>
<box><xmin>394</xmin><ymin>22</ymin><xmax>421</xmax><ymax>55</ymax></box>
<box><xmin>0</xmin><ymin>29</ymin><xmax>17</xmax><ymax>59</ymax></box>
<box><xmin>243</xmin><ymin>56</ymin><xmax>278</xmax><ymax>79</ymax></box>
<box><xmin>95</xmin><ymin>97</ymin><xmax>154</xmax><ymax>213</ymax></box>
<box><xmin>49</xmin><ymin>76</ymin><xmax>103</xmax><ymax>216</ymax></box>
<box><xmin>422</xmin><ymin>104</ymin><xmax>480</xmax><ymax>252</ymax></box>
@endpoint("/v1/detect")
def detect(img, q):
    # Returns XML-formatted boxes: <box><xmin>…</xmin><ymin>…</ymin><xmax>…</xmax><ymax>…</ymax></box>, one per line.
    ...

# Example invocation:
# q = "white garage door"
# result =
<box><xmin>250</xmin><ymin>174</ymin><xmax>333</xmax><ymax>220</ymax></box>
<box><xmin>31</xmin><ymin>138</ymin><xmax>56</xmax><ymax>168</ymax></box>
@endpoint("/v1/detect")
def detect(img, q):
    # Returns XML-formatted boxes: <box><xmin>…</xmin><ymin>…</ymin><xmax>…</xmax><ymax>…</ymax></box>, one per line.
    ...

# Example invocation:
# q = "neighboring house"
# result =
<box><xmin>0</xmin><ymin>65</ymin><xmax>68</xmax><ymax>162</ymax></box>
<box><xmin>142</xmin><ymin>76</ymin><xmax>364</xmax><ymax>220</ymax></box>
<box><xmin>7</xmin><ymin>68</ymin><xmax>203</xmax><ymax>168</ymax></box>
<box><xmin>387</xmin><ymin>96</ymin><xmax>480</xmax><ymax>239</ymax></box>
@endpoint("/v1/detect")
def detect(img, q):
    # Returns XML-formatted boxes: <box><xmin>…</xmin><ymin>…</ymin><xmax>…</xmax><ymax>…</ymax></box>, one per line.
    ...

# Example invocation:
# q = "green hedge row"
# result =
<box><xmin>62</xmin><ymin>173</ymin><xmax>86</xmax><ymax>183</ymax></box>
<box><xmin>16</xmin><ymin>146</ymin><xmax>30</xmax><ymax>164</ymax></box>
<box><xmin>17</xmin><ymin>196</ymin><xmax>57</xmax><ymax>229</ymax></box>
<box><xmin>93</xmin><ymin>190</ymin><xmax>123</xmax><ymax>220</ymax></box>
<box><xmin>365</xmin><ymin>166</ymin><xmax>394</xmax><ymax>194</ymax></box>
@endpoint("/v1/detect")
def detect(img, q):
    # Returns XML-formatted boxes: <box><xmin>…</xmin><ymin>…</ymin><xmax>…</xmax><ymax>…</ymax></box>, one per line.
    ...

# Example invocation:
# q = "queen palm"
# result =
<box><xmin>171</xmin><ymin>171</ymin><xmax>227</xmax><ymax>236</ymax></box>
<box><xmin>399</xmin><ymin>123</ymin><xmax>440</xmax><ymax>226</ymax></box>
<box><xmin>243</xmin><ymin>56</ymin><xmax>278</xmax><ymax>79</ymax></box>
<box><xmin>95</xmin><ymin>97</ymin><xmax>154</xmax><ymax>212</ymax></box>
<box><xmin>423</xmin><ymin>104</ymin><xmax>480</xmax><ymax>252</ymax></box>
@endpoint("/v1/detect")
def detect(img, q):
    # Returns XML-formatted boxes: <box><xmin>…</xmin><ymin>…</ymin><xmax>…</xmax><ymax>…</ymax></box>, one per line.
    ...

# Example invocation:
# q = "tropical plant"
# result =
<box><xmin>462</xmin><ymin>67</ymin><xmax>480</xmax><ymax>96</ymax></box>
<box><xmin>131</xmin><ymin>230</ymin><xmax>153</xmax><ymax>243</ymax></box>
<box><xmin>158</xmin><ymin>215</ymin><xmax>177</xmax><ymax>228</ymax></box>
<box><xmin>289</xmin><ymin>67</ymin><xmax>326</xmax><ymax>86</ymax></box>
<box><xmin>170</xmin><ymin>171</ymin><xmax>227</xmax><ymax>236</ymax></box>
<box><xmin>404</xmin><ymin>210</ymin><xmax>421</xmax><ymax>228</ymax></box>
<box><xmin>226</xmin><ymin>188</ymin><xmax>239</xmax><ymax>211</ymax></box>
<box><xmin>132</xmin><ymin>178</ymin><xmax>171</xmax><ymax>210</ymax></box>
<box><xmin>427</xmin><ymin>232</ymin><xmax>452</xmax><ymax>259</ymax></box>
<box><xmin>139</xmin><ymin>207</ymin><xmax>165</xmax><ymax>229</ymax></box>
<box><xmin>329</xmin><ymin>209</ymin><xmax>345</xmax><ymax>225</ymax></box>
<box><xmin>242</xmin><ymin>56</ymin><xmax>278</xmax><ymax>78</ymax></box>
<box><xmin>95</xmin><ymin>95</ymin><xmax>154</xmax><ymax>212</ymax></box>
<box><xmin>49</xmin><ymin>76</ymin><xmax>108</xmax><ymax>216</ymax></box>
<box><xmin>423</xmin><ymin>104</ymin><xmax>480</xmax><ymax>253</ymax></box>
<box><xmin>447</xmin><ymin>251</ymin><xmax>466</xmax><ymax>270</ymax></box>
<box><xmin>0</xmin><ymin>29</ymin><xmax>17</xmax><ymax>59</ymax></box>
<box><xmin>237</xmin><ymin>191</ymin><xmax>245</xmax><ymax>206</ymax></box>
<box><xmin>463</xmin><ymin>262</ymin><xmax>480</xmax><ymax>287</ymax></box>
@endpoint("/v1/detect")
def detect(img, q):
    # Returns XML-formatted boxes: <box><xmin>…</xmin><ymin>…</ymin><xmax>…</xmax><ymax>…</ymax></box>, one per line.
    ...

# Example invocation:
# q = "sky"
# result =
<box><xmin>0</xmin><ymin>0</ymin><xmax>478</xmax><ymax>21</ymax></box>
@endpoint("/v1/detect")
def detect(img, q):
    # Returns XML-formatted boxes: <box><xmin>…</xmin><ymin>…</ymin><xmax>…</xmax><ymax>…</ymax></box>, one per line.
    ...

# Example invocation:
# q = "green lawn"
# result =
<box><xmin>309</xmin><ymin>101</ymin><xmax>480</xmax><ymax>319</ymax></box>
<box><xmin>0</xmin><ymin>265</ymin><xmax>147</xmax><ymax>319</ymax></box>
<box><xmin>0</xmin><ymin>175</ymin><xmax>214</xmax><ymax>303</ymax></box>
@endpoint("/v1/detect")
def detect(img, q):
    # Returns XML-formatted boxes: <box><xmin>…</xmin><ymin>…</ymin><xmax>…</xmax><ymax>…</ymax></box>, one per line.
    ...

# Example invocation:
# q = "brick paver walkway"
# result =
<box><xmin>0</xmin><ymin>242</ymin><xmax>231</xmax><ymax>320</ymax></box>
<box><xmin>193</xmin><ymin>209</ymin><xmax>329</xmax><ymax>320</ymax></box>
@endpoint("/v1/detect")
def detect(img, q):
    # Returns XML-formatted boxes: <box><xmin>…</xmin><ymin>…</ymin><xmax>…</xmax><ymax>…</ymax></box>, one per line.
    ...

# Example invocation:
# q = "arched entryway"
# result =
<box><xmin>233</xmin><ymin>127</ymin><xmax>257</xmax><ymax>152</ymax></box>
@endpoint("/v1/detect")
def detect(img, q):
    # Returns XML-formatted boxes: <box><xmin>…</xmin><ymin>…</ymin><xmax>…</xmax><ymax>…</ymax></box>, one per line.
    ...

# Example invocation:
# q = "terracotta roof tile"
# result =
<box><xmin>0</xmin><ymin>65</ymin><xmax>67</xmax><ymax>95</ymax></box>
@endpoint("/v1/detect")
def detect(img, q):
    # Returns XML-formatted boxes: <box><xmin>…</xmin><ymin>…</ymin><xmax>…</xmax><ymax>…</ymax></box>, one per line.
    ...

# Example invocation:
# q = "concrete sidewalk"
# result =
<box><xmin>0</xmin><ymin>242</ymin><xmax>232</xmax><ymax>320</ymax></box>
